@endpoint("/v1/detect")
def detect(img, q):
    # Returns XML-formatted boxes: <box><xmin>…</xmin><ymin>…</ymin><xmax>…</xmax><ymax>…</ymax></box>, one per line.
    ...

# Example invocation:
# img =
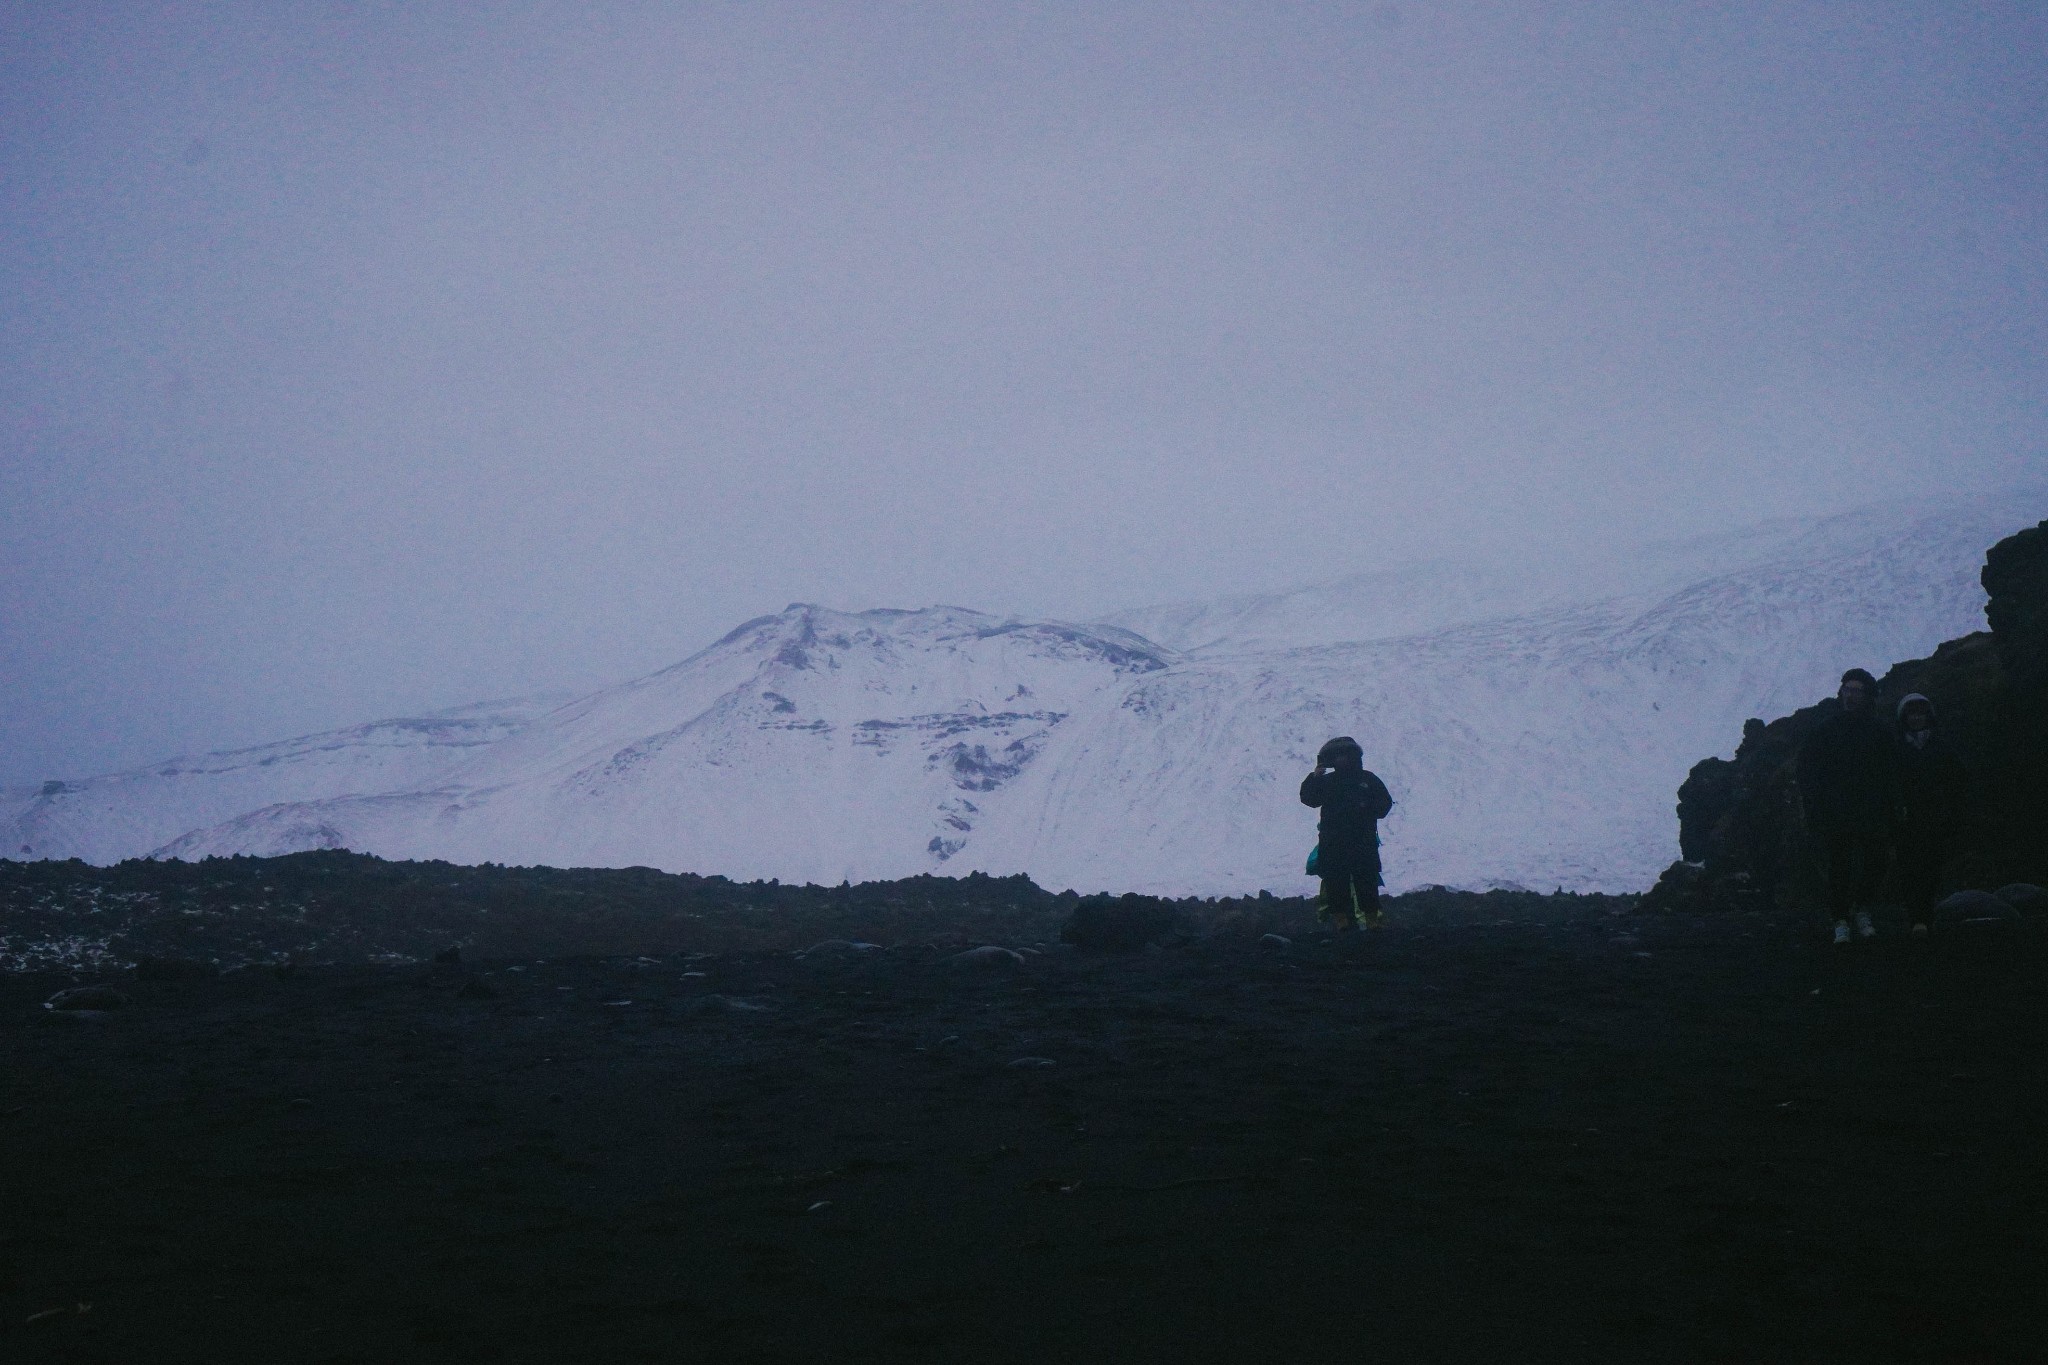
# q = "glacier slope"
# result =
<box><xmin>1106</xmin><ymin>491</ymin><xmax>2031</xmax><ymax>656</ymax></box>
<box><xmin>1</xmin><ymin>697</ymin><xmax>566</xmax><ymax>866</ymax></box>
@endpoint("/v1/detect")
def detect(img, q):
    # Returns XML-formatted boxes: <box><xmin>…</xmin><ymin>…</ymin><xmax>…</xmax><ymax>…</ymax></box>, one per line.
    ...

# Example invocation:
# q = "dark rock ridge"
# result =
<box><xmin>0</xmin><ymin>850</ymin><xmax>1632</xmax><ymax>971</ymax></box>
<box><xmin>1646</xmin><ymin>519</ymin><xmax>2048</xmax><ymax>915</ymax></box>
<box><xmin>1059</xmin><ymin>892</ymin><xmax>1183</xmax><ymax>951</ymax></box>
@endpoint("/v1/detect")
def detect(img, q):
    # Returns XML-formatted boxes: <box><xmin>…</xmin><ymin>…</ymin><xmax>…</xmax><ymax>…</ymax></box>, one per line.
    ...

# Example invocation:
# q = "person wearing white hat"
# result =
<box><xmin>1894</xmin><ymin>693</ymin><xmax>1970</xmax><ymax>938</ymax></box>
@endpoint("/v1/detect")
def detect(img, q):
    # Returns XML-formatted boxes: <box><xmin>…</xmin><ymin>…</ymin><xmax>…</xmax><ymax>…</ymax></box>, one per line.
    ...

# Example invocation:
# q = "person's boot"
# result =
<box><xmin>1833</xmin><ymin>919</ymin><xmax>1852</xmax><ymax>945</ymax></box>
<box><xmin>1855</xmin><ymin>910</ymin><xmax>1876</xmax><ymax>939</ymax></box>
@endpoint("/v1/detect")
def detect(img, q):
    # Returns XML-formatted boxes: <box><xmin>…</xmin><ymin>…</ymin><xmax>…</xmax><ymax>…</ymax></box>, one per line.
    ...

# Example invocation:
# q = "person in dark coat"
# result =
<box><xmin>1796</xmin><ymin>668</ymin><xmax>1899</xmax><ymax>944</ymax></box>
<box><xmin>1893</xmin><ymin>693</ymin><xmax>1969</xmax><ymax>937</ymax></box>
<box><xmin>1300</xmin><ymin>736</ymin><xmax>1395</xmax><ymax>930</ymax></box>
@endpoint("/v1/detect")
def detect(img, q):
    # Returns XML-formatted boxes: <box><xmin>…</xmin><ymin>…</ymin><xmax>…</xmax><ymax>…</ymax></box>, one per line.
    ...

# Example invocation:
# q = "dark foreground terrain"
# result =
<box><xmin>3</xmin><ymin>890</ymin><xmax>2044</xmax><ymax>1364</ymax></box>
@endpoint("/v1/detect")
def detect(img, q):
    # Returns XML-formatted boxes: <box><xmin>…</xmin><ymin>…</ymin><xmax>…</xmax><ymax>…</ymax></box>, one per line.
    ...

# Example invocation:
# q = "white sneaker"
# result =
<box><xmin>1855</xmin><ymin>911</ymin><xmax>1876</xmax><ymax>939</ymax></box>
<box><xmin>1833</xmin><ymin>920</ymin><xmax>1851</xmax><ymax>946</ymax></box>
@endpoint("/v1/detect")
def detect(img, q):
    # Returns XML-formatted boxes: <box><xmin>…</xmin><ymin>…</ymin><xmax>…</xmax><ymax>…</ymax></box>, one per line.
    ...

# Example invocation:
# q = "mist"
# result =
<box><xmin>4</xmin><ymin>2</ymin><xmax>2044</xmax><ymax>786</ymax></box>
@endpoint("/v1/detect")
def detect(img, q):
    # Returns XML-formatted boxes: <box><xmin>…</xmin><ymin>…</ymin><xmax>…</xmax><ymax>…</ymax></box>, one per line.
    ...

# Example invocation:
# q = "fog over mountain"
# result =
<box><xmin>8</xmin><ymin>492</ymin><xmax>2036</xmax><ymax>895</ymax></box>
<box><xmin>7</xmin><ymin>6</ymin><xmax>2044</xmax><ymax>795</ymax></box>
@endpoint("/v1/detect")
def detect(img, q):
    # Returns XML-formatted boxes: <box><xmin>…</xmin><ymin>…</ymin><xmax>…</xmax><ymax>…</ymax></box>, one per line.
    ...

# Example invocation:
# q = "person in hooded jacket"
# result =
<box><xmin>1894</xmin><ymin>693</ymin><xmax>1970</xmax><ymax>937</ymax></box>
<box><xmin>1300</xmin><ymin>737</ymin><xmax>1395</xmax><ymax>930</ymax></box>
<box><xmin>1796</xmin><ymin>668</ymin><xmax>1900</xmax><ymax>944</ymax></box>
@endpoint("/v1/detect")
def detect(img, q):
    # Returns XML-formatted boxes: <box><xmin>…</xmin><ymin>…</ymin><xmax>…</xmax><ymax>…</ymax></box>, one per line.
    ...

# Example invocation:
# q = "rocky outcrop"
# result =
<box><xmin>1059</xmin><ymin>893</ymin><xmax>1182</xmax><ymax>951</ymax></box>
<box><xmin>1645</xmin><ymin>519</ymin><xmax>2048</xmax><ymax>915</ymax></box>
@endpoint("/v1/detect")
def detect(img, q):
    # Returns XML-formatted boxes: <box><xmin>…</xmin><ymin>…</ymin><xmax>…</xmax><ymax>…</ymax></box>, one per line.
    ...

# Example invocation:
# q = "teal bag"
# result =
<box><xmin>1305</xmin><ymin>844</ymin><xmax>1320</xmax><ymax>876</ymax></box>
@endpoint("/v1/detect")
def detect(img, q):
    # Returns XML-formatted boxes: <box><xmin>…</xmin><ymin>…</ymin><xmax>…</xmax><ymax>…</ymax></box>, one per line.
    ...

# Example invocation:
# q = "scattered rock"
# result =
<box><xmin>942</xmin><ymin>946</ymin><xmax>1025</xmax><ymax>970</ymax></box>
<box><xmin>1935</xmin><ymin>890</ymin><xmax>2019</xmax><ymax>925</ymax></box>
<box><xmin>702</xmin><ymin>995</ymin><xmax>772</xmax><ymax>1012</ymax></box>
<box><xmin>133</xmin><ymin>956</ymin><xmax>217</xmax><ymax>982</ymax></box>
<box><xmin>45</xmin><ymin>986</ymin><xmax>128</xmax><ymax>1012</ymax></box>
<box><xmin>1008</xmin><ymin>1056</ymin><xmax>1057</xmax><ymax>1068</ymax></box>
<box><xmin>1259</xmin><ymin>933</ymin><xmax>1292</xmax><ymax>949</ymax></box>
<box><xmin>456</xmin><ymin>977</ymin><xmax>499</xmax><ymax>1000</ymax></box>
<box><xmin>1639</xmin><ymin>859</ymin><xmax>1712</xmax><ymax>915</ymax></box>
<box><xmin>433</xmin><ymin>945</ymin><xmax>463</xmax><ymax>965</ymax></box>
<box><xmin>1994</xmin><ymin>883</ymin><xmax>2046</xmax><ymax>916</ymax></box>
<box><xmin>1060</xmin><ymin>893</ymin><xmax>1180</xmax><ymax>951</ymax></box>
<box><xmin>801</xmin><ymin>939</ymin><xmax>883</xmax><ymax>956</ymax></box>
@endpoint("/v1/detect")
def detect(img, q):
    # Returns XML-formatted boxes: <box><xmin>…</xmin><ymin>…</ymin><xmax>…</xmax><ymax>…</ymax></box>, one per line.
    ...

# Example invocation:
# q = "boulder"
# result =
<box><xmin>1994</xmin><ymin>883</ymin><xmax>2046</xmax><ymax>916</ymax></box>
<box><xmin>702</xmin><ymin>994</ymin><xmax>772</xmax><ymax>1013</ymax></box>
<box><xmin>45</xmin><ymin>985</ymin><xmax>128</xmax><ymax>1011</ymax></box>
<box><xmin>1935</xmin><ymin>890</ymin><xmax>2019</xmax><ymax>925</ymax></box>
<box><xmin>801</xmin><ymin>939</ymin><xmax>884</xmax><ymax>956</ymax></box>
<box><xmin>1060</xmin><ymin>893</ymin><xmax>1179</xmax><ymax>951</ymax></box>
<box><xmin>942</xmin><ymin>946</ymin><xmax>1025</xmax><ymax>969</ymax></box>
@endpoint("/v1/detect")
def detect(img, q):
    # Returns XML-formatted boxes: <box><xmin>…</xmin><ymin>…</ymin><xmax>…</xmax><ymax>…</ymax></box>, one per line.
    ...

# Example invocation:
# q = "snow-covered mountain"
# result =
<box><xmin>5</xmin><ymin>493</ymin><xmax>2038</xmax><ymax>894</ymax></box>
<box><xmin>1103</xmin><ymin>497</ymin><xmax>2019</xmax><ymax>656</ymax></box>
<box><xmin>3</xmin><ymin>696</ymin><xmax>570</xmax><ymax>867</ymax></box>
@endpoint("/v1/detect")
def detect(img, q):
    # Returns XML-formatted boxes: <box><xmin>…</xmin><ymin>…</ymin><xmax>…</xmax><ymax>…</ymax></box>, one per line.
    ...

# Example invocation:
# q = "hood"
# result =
<box><xmin>1316</xmin><ymin>736</ymin><xmax>1364</xmax><ymax>766</ymax></box>
<box><xmin>1895</xmin><ymin>692</ymin><xmax>1935</xmax><ymax>729</ymax></box>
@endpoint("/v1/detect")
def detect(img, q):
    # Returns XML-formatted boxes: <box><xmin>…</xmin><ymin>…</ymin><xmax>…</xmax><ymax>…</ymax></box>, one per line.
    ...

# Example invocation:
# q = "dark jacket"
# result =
<box><xmin>1897</xmin><ymin>736</ymin><xmax>1968</xmax><ymax>839</ymax></box>
<box><xmin>1796</xmin><ymin>705</ymin><xmax>1899</xmax><ymax>835</ymax></box>
<box><xmin>1300</xmin><ymin>767</ymin><xmax>1394</xmax><ymax>868</ymax></box>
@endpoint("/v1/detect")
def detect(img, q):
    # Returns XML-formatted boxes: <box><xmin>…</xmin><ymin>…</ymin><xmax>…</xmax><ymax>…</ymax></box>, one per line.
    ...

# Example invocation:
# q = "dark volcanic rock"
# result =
<box><xmin>942</xmin><ymin>945</ymin><xmax>1025</xmax><ymax>969</ymax></box>
<box><xmin>1646</xmin><ymin>518</ymin><xmax>2048</xmax><ymax>916</ymax></box>
<box><xmin>133</xmin><ymin>955</ymin><xmax>218</xmax><ymax>982</ymax></box>
<box><xmin>46</xmin><ymin>985</ymin><xmax>128</xmax><ymax>1011</ymax></box>
<box><xmin>801</xmin><ymin>939</ymin><xmax>883</xmax><ymax>957</ymax></box>
<box><xmin>0</xmin><ymin>853</ymin><xmax>1625</xmax><ymax>970</ymax></box>
<box><xmin>1060</xmin><ymin>893</ymin><xmax>1179</xmax><ymax>951</ymax></box>
<box><xmin>0</xmin><ymin>891</ymin><xmax>2042</xmax><ymax>1364</ymax></box>
<box><xmin>1937</xmin><ymin>890</ymin><xmax>2019</xmax><ymax>925</ymax></box>
<box><xmin>1983</xmin><ymin>520</ymin><xmax>2048</xmax><ymax>687</ymax></box>
<box><xmin>1996</xmin><ymin>883</ymin><xmax>2047</xmax><ymax>916</ymax></box>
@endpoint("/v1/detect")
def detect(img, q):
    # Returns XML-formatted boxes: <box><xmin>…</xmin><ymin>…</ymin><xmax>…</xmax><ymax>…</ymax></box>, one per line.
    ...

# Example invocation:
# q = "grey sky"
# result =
<box><xmin>4</xmin><ymin>2</ymin><xmax>2044</xmax><ymax>787</ymax></box>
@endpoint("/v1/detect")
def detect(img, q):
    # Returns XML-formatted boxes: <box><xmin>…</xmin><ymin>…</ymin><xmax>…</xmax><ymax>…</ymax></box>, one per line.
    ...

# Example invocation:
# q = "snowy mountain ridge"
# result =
<box><xmin>5</xmin><ymin>493</ymin><xmax>2039</xmax><ymax>895</ymax></box>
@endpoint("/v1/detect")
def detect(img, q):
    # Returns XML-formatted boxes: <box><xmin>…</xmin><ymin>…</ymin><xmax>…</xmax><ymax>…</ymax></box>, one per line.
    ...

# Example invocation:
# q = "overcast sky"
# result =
<box><xmin>3</xmin><ymin>1</ymin><xmax>2044</xmax><ymax>785</ymax></box>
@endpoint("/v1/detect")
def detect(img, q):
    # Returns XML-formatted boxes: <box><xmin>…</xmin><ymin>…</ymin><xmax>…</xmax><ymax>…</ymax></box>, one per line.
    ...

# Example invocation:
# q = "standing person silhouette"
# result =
<box><xmin>1894</xmin><ymin>693</ymin><xmax>1969</xmax><ymax>938</ymax></box>
<box><xmin>1796</xmin><ymin>668</ymin><xmax>1900</xmax><ymax>945</ymax></box>
<box><xmin>1300</xmin><ymin>737</ymin><xmax>1395</xmax><ymax>931</ymax></box>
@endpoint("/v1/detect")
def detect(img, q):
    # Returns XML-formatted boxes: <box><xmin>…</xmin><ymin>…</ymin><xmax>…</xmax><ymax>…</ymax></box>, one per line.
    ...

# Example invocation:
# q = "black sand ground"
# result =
<box><xmin>3</xmin><ymin>901</ymin><xmax>2044</xmax><ymax>1364</ymax></box>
